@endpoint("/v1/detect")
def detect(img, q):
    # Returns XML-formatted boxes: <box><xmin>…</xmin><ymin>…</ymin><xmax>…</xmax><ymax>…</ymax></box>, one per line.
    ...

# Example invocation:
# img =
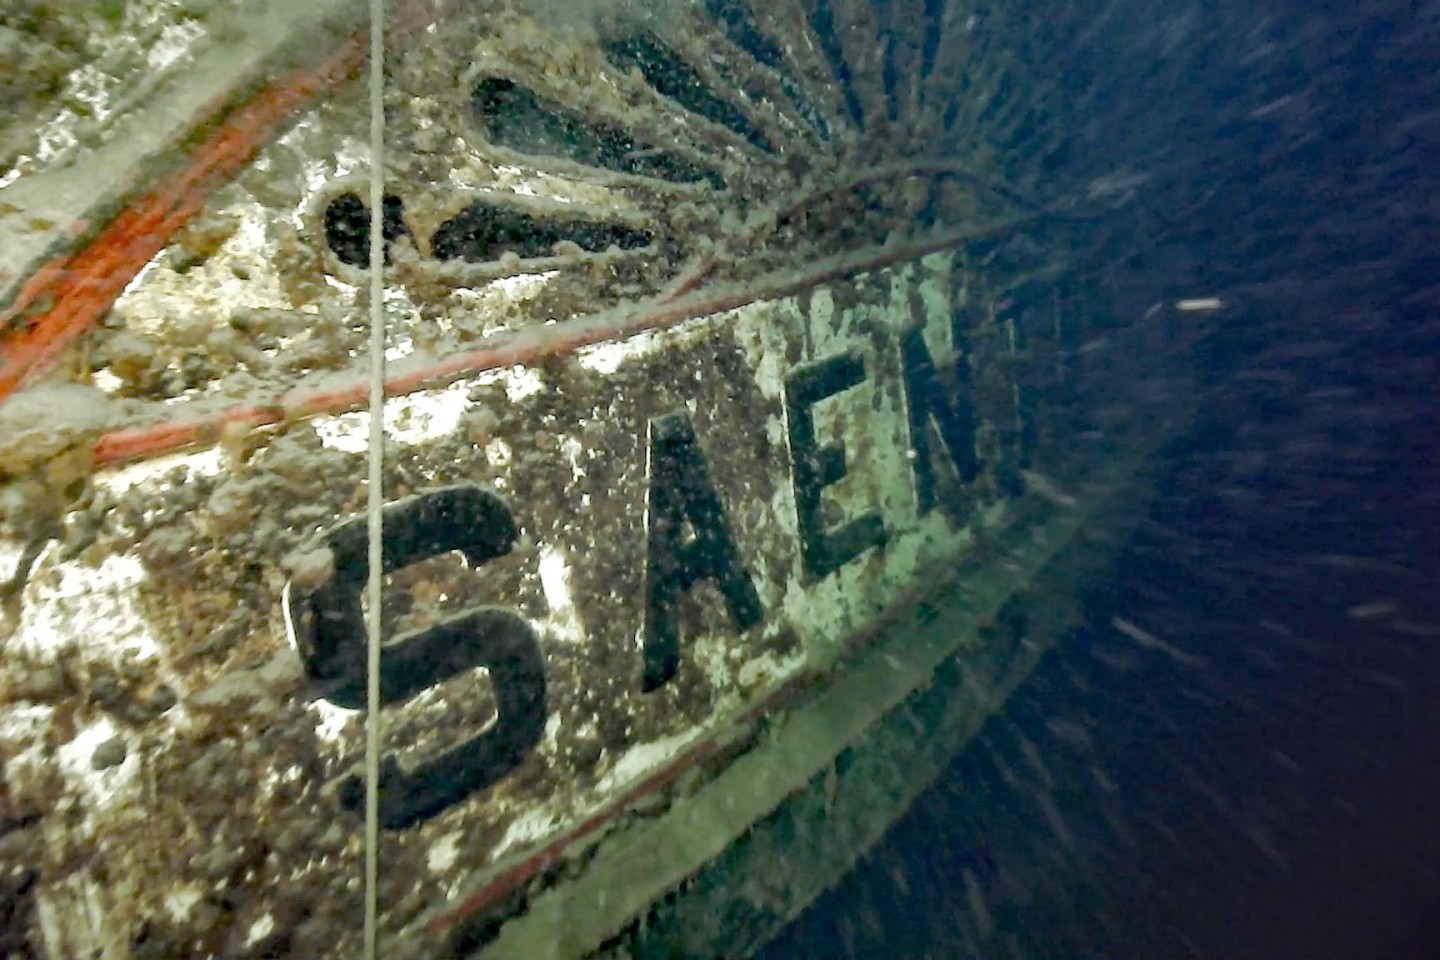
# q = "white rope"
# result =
<box><xmin>363</xmin><ymin>0</ymin><xmax>386</xmax><ymax>956</ymax></box>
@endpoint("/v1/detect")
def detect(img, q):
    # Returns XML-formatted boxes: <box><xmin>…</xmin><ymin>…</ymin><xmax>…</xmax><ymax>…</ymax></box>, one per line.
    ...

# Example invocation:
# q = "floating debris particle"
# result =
<box><xmin>1346</xmin><ymin>600</ymin><xmax>1397</xmax><ymax>620</ymax></box>
<box><xmin>1174</xmin><ymin>297</ymin><xmax>1222</xmax><ymax>312</ymax></box>
<box><xmin>962</xmin><ymin>867</ymin><xmax>993</xmax><ymax>940</ymax></box>
<box><xmin>1110</xmin><ymin>616</ymin><xmax>1207</xmax><ymax>668</ymax></box>
<box><xmin>1020</xmin><ymin>469</ymin><xmax>1078</xmax><ymax>509</ymax></box>
<box><xmin>1248</xmin><ymin>94</ymin><xmax>1296</xmax><ymax>118</ymax></box>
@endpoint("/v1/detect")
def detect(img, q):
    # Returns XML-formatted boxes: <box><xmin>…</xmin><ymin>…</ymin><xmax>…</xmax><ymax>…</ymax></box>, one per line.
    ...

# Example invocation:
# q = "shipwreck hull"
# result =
<box><xmin>0</xmin><ymin>2</ymin><xmax>1198</xmax><ymax>958</ymax></box>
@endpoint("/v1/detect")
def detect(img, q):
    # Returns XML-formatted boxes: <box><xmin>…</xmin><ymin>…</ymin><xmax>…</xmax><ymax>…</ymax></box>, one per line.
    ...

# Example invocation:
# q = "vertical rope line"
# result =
<box><xmin>363</xmin><ymin>0</ymin><xmax>386</xmax><ymax>956</ymax></box>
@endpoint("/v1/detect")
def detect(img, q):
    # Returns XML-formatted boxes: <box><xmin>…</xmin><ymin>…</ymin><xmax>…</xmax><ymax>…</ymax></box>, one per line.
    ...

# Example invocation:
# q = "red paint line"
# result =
<box><xmin>94</xmin><ymin>217</ymin><xmax>1040</xmax><ymax>468</ymax></box>
<box><xmin>0</xmin><ymin>39</ymin><xmax>367</xmax><ymax>402</ymax></box>
<box><xmin>0</xmin><ymin>0</ymin><xmax>450</xmax><ymax>404</ymax></box>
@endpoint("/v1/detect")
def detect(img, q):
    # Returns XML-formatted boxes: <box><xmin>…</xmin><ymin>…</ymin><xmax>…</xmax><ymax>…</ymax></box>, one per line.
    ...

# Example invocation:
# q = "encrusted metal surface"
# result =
<box><xmin>0</xmin><ymin>2</ymin><xmax>1173</xmax><ymax>958</ymax></box>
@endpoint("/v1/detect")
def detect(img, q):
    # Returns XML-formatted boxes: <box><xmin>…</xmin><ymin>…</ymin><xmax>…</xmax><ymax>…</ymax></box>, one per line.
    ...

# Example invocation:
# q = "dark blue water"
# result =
<box><xmin>764</xmin><ymin>2</ymin><xmax>1440</xmax><ymax>957</ymax></box>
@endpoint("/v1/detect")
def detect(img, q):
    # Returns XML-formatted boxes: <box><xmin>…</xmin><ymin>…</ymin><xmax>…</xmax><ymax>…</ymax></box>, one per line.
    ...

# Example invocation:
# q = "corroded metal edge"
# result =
<box><xmin>601</xmin><ymin>457</ymin><xmax>1159</xmax><ymax>960</ymax></box>
<box><xmin>424</xmin><ymin>452</ymin><xmax>1155</xmax><ymax>960</ymax></box>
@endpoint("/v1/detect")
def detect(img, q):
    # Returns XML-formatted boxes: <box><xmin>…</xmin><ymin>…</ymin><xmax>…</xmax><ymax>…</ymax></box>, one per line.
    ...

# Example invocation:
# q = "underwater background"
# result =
<box><xmin>764</xmin><ymin>1</ymin><xmax>1440</xmax><ymax>958</ymax></box>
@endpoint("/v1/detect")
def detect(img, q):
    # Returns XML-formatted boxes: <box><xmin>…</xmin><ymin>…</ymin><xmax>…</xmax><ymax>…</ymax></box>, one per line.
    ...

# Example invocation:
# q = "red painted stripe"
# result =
<box><xmin>0</xmin><ymin>0</ymin><xmax>450</xmax><ymax>403</ymax></box>
<box><xmin>93</xmin><ymin>219</ymin><xmax>1028</xmax><ymax>467</ymax></box>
